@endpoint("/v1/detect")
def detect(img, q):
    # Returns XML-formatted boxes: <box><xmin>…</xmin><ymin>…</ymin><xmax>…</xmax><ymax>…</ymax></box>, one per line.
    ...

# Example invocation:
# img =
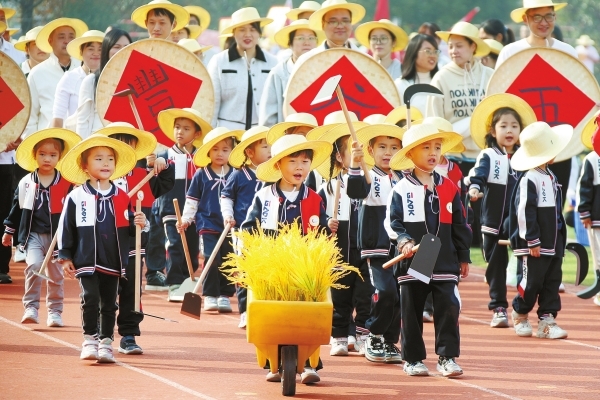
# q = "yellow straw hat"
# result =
<box><xmin>184</xmin><ymin>5</ymin><xmax>211</xmax><ymax>31</ymax></box>
<box><xmin>267</xmin><ymin>113</ymin><xmax>318</xmax><ymax>144</ymax></box>
<box><xmin>178</xmin><ymin>38</ymin><xmax>213</xmax><ymax>54</ymax></box>
<box><xmin>180</xmin><ymin>24</ymin><xmax>202</xmax><ymax>39</ymax></box>
<box><xmin>577</xmin><ymin>34</ymin><xmax>595</xmax><ymax>47</ymax></box>
<box><xmin>470</xmin><ymin>93</ymin><xmax>537</xmax><ymax>150</ymax></box>
<box><xmin>193</xmin><ymin>127</ymin><xmax>243</xmax><ymax>167</ymax></box>
<box><xmin>413</xmin><ymin>116</ymin><xmax>465</xmax><ymax>153</ymax></box>
<box><xmin>308</xmin><ymin>0</ymin><xmax>366</xmax><ymax>31</ymax></box>
<box><xmin>581</xmin><ymin>110</ymin><xmax>600</xmax><ymax>150</ymax></box>
<box><xmin>0</xmin><ymin>3</ymin><xmax>16</xmax><ymax>19</ymax></box>
<box><xmin>36</xmin><ymin>18</ymin><xmax>89</xmax><ymax>54</ymax></box>
<box><xmin>356</xmin><ymin>114</ymin><xmax>405</xmax><ymax>166</ymax></box>
<box><xmin>228</xmin><ymin>126</ymin><xmax>270</xmax><ymax>168</ymax></box>
<box><xmin>95</xmin><ymin>122</ymin><xmax>157</xmax><ymax>160</ymax></box>
<box><xmin>14</xmin><ymin>26</ymin><xmax>44</xmax><ymax>52</ymax></box>
<box><xmin>5</xmin><ymin>25</ymin><xmax>18</xmax><ymax>37</ymax></box>
<box><xmin>390</xmin><ymin>123</ymin><xmax>463</xmax><ymax>170</ymax></box>
<box><xmin>384</xmin><ymin>105</ymin><xmax>424</xmax><ymax>126</ymax></box>
<box><xmin>355</xmin><ymin>19</ymin><xmax>409</xmax><ymax>52</ymax></box>
<box><xmin>16</xmin><ymin>128</ymin><xmax>81</xmax><ymax>172</ymax></box>
<box><xmin>286</xmin><ymin>1</ymin><xmax>321</xmax><ymax>20</ymax></box>
<box><xmin>131</xmin><ymin>0</ymin><xmax>190</xmax><ymax>31</ymax></box>
<box><xmin>274</xmin><ymin>19</ymin><xmax>325</xmax><ymax>49</ymax></box>
<box><xmin>0</xmin><ymin>21</ymin><xmax>5</xmax><ymax>34</ymax></box>
<box><xmin>436</xmin><ymin>21</ymin><xmax>490</xmax><ymax>58</ymax></box>
<box><xmin>510</xmin><ymin>122</ymin><xmax>572</xmax><ymax>171</ymax></box>
<box><xmin>484</xmin><ymin>39</ymin><xmax>504</xmax><ymax>55</ymax></box>
<box><xmin>66</xmin><ymin>30</ymin><xmax>105</xmax><ymax>60</ymax></box>
<box><xmin>304</xmin><ymin>111</ymin><xmax>355</xmax><ymax>142</ymax></box>
<box><xmin>157</xmin><ymin>108</ymin><xmax>213</xmax><ymax>148</ymax></box>
<box><xmin>511</xmin><ymin>0</ymin><xmax>567</xmax><ymax>23</ymax></box>
<box><xmin>256</xmin><ymin>134</ymin><xmax>333</xmax><ymax>183</ymax></box>
<box><xmin>221</xmin><ymin>7</ymin><xmax>273</xmax><ymax>35</ymax></box>
<box><xmin>60</xmin><ymin>134</ymin><xmax>137</xmax><ymax>184</ymax></box>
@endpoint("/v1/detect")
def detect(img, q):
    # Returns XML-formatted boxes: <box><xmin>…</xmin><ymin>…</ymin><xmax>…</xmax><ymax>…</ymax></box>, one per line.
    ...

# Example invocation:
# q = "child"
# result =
<box><xmin>97</xmin><ymin>122</ymin><xmax>175</xmax><ymax>354</ymax></box>
<box><xmin>242</xmin><ymin>134</ymin><xmax>331</xmax><ymax>384</ymax></box>
<box><xmin>178</xmin><ymin>127</ymin><xmax>242</xmax><ymax>312</ymax></box>
<box><xmin>384</xmin><ymin>105</ymin><xmax>423</xmax><ymax>128</ymax></box>
<box><xmin>3</xmin><ymin>128</ymin><xmax>79</xmax><ymax>326</ymax></box>
<box><xmin>508</xmin><ymin>121</ymin><xmax>572</xmax><ymax>339</ymax></box>
<box><xmin>221</xmin><ymin>125</ymin><xmax>270</xmax><ymax>327</ymax></box>
<box><xmin>467</xmin><ymin>94</ymin><xmax>536</xmax><ymax>328</ymax></box>
<box><xmin>386</xmin><ymin>123</ymin><xmax>470</xmax><ymax>377</ymax></box>
<box><xmin>155</xmin><ymin>108</ymin><xmax>212</xmax><ymax>300</ymax></box>
<box><xmin>347</xmin><ymin>120</ymin><xmax>404</xmax><ymax>364</ymax></box>
<box><xmin>57</xmin><ymin>134</ymin><xmax>146</xmax><ymax>363</ymax></box>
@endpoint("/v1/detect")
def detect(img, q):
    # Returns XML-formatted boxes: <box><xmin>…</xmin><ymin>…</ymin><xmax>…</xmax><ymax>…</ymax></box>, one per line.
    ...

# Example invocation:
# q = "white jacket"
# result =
<box><xmin>258</xmin><ymin>57</ymin><xmax>293</xmax><ymax>127</ymax></box>
<box><xmin>1</xmin><ymin>38</ymin><xmax>26</xmax><ymax>64</ymax></box>
<box><xmin>75</xmin><ymin>73</ymin><xmax>103</xmax><ymax>139</ymax></box>
<box><xmin>53</xmin><ymin>66</ymin><xmax>88</xmax><ymax>130</ymax></box>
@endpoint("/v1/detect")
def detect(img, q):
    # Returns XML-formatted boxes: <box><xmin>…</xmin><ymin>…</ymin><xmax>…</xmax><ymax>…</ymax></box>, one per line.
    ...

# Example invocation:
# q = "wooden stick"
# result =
<box><xmin>128</xmin><ymin>94</ymin><xmax>144</xmax><ymax>131</ymax></box>
<box><xmin>406</xmin><ymin>107</ymin><xmax>412</xmax><ymax>130</ymax></box>
<box><xmin>332</xmin><ymin>178</ymin><xmax>342</xmax><ymax>222</ymax></box>
<box><xmin>383</xmin><ymin>244</ymin><xmax>420</xmax><ymax>269</ymax></box>
<box><xmin>134</xmin><ymin>193</ymin><xmax>142</xmax><ymax>312</ymax></box>
<box><xmin>35</xmin><ymin>233</ymin><xmax>58</xmax><ymax>283</ymax></box>
<box><xmin>173</xmin><ymin>198</ymin><xmax>195</xmax><ymax>281</ymax></box>
<box><xmin>127</xmin><ymin>171</ymin><xmax>154</xmax><ymax>198</ymax></box>
<box><xmin>498</xmin><ymin>240</ymin><xmax>510</xmax><ymax>246</ymax></box>
<box><xmin>192</xmin><ymin>223</ymin><xmax>232</xmax><ymax>294</ymax></box>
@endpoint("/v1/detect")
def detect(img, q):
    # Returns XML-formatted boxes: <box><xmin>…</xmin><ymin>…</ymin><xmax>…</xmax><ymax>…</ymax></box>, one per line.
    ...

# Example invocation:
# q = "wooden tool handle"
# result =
<box><xmin>173</xmin><ymin>198</ymin><xmax>195</xmax><ymax>280</ymax></box>
<box><xmin>128</xmin><ymin>94</ymin><xmax>145</xmax><ymax>131</ymax></box>
<box><xmin>127</xmin><ymin>171</ymin><xmax>154</xmax><ymax>198</ymax></box>
<box><xmin>192</xmin><ymin>223</ymin><xmax>232</xmax><ymax>294</ymax></box>
<box><xmin>39</xmin><ymin>232</ymin><xmax>58</xmax><ymax>276</ymax></box>
<box><xmin>332</xmin><ymin>178</ymin><xmax>342</xmax><ymax>223</ymax></box>
<box><xmin>383</xmin><ymin>244</ymin><xmax>420</xmax><ymax>269</ymax></box>
<box><xmin>406</xmin><ymin>107</ymin><xmax>412</xmax><ymax>130</ymax></box>
<box><xmin>498</xmin><ymin>240</ymin><xmax>510</xmax><ymax>246</ymax></box>
<box><xmin>134</xmin><ymin>196</ymin><xmax>142</xmax><ymax>312</ymax></box>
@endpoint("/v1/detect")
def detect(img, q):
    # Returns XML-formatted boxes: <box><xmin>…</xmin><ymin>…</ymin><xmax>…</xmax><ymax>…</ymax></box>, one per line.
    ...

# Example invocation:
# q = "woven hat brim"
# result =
<box><xmin>390</xmin><ymin>132</ymin><xmax>463</xmax><ymax>170</ymax></box>
<box><xmin>510</xmin><ymin>3</ymin><xmax>567</xmax><ymax>23</ymax></box>
<box><xmin>511</xmin><ymin>125</ymin><xmax>573</xmax><ymax>171</ymax></box>
<box><xmin>313</xmin><ymin>122</ymin><xmax>368</xmax><ymax>180</ymax></box>
<box><xmin>470</xmin><ymin>94</ymin><xmax>538</xmax><ymax>150</ymax></box>
<box><xmin>60</xmin><ymin>135</ymin><xmax>138</xmax><ymax>184</ymax></box>
<box><xmin>131</xmin><ymin>3</ymin><xmax>190</xmax><ymax>31</ymax></box>
<box><xmin>16</xmin><ymin>128</ymin><xmax>82</xmax><ymax>172</ymax></box>
<box><xmin>436</xmin><ymin>31</ymin><xmax>490</xmax><ymax>57</ymax></box>
<box><xmin>184</xmin><ymin>6</ymin><xmax>211</xmax><ymax>31</ymax></box>
<box><xmin>256</xmin><ymin>140</ymin><xmax>333</xmax><ymax>182</ymax></box>
<box><xmin>228</xmin><ymin>132</ymin><xmax>268</xmax><ymax>168</ymax></box>
<box><xmin>274</xmin><ymin>24</ymin><xmax>325</xmax><ymax>49</ymax></box>
<box><xmin>66</xmin><ymin>34</ymin><xmax>104</xmax><ymax>60</ymax></box>
<box><xmin>355</xmin><ymin>21</ymin><xmax>409</xmax><ymax>52</ymax></box>
<box><xmin>286</xmin><ymin>7</ymin><xmax>319</xmax><ymax>21</ymax></box>
<box><xmin>356</xmin><ymin>124</ymin><xmax>405</xmax><ymax>166</ymax></box>
<box><xmin>0</xmin><ymin>7</ymin><xmax>15</xmax><ymax>19</ymax></box>
<box><xmin>308</xmin><ymin>3</ymin><xmax>366</xmax><ymax>31</ymax></box>
<box><xmin>36</xmin><ymin>18</ymin><xmax>89</xmax><ymax>54</ymax></box>
<box><xmin>96</xmin><ymin>126</ymin><xmax>158</xmax><ymax>160</ymax></box>
<box><xmin>582</xmin><ymin>110</ymin><xmax>600</xmax><ymax>150</ymax></box>
<box><xmin>193</xmin><ymin>130</ymin><xmax>243</xmax><ymax>167</ymax></box>
<box><xmin>14</xmin><ymin>38</ymin><xmax>34</xmax><ymax>52</ymax></box>
<box><xmin>221</xmin><ymin>18</ymin><xmax>273</xmax><ymax>35</ymax></box>
<box><xmin>384</xmin><ymin>106</ymin><xmax>424</xmax><ymax>125</ymax></box>
<box><xmin>267</xmin><ymin>121</ymin><xmax>318</xmax><ymax>144</ymax></box>
<box><xmin>157</xmin><ymin>108</ymin><xmax>213</xmax><ymax>148</ymax></box>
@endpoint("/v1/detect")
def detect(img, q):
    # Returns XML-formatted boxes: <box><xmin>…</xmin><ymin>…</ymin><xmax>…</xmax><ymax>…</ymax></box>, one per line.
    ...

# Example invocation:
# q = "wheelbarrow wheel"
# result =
<box><xmin>281</xmin><ymin>345</ymin><xmax>297</xmax><ymax>396</ymax></box>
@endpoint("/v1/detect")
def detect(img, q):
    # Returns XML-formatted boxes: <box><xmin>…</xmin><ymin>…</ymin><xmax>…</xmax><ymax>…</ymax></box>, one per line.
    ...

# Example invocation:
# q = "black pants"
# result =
<box><xmin>117</xmin><ymin>256</ymin><xmax>144</xmax><ymax>337</ymax></box>
<box><xmin>201</xmin><ymin>232</ymin><xmax>235</xmax><ymax>297</ymax></box>
<box><xmin>145</xmin><ymin>204</ymin><xmax>166</xmax><ymax>277</ymax></box>
<box><xmin>164</xmin><ymin>219</ymin><xmax>199</xmax><ymax>285</ymax></box>
<box><xmin>365</xmin><ymin>257</ymin><xmax>401</xmax><ymax>343</ymax></box>
<box><xmin>483</xmin><ymin>230</ymin><xmax>510</xmax><ymax>310</ymax></box>
<box><xmin>331</xmin><ymin>248</ymin><xmax>374</xmax><ymax>338</ymax></box>
<box><xmin>79</xmin><ymin>272</ymin><xmax>119</xmax><ymax>340</ymax></box>
<box><xmin>454</xmin><ymin>160</ymin><xmax>481</xmax><ymax>246</ymax></box>
<box><xmin>0</xmin><ymin>164</ymin><xmax>13</xmax><ymax>274</ymax></box>
<box><xmin>513</xmin><ymin>254</ymin><xmax>563</xmax><ymax>319</ymax></box>
<box><xmin>400</xmin><ymin>280</ymin><xmax>461</xmax><ymax>363</ymax></box>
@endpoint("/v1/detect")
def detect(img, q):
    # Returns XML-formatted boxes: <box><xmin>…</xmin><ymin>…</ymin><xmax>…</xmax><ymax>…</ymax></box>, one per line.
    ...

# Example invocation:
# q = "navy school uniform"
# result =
<box><xmin>576</xmin><ymin>151</ymin><xmax>600</xmax><ymax>226</ymax></box>
<box><xmin>387</xmin><ymin>172</ymin><xmax>471</xmax><ymax>363</ymax></box>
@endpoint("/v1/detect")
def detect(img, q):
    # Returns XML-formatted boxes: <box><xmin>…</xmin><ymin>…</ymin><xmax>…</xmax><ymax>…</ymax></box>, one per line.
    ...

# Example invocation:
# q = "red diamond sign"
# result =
<box><xmin>506</xmin><ymin>54</ymin><xmax>595</xmax><ymax>128</ymax></box>
<box><xmin>0</xmin><ymin>76</ymin><xmax>24</xmax><ymax>129</ymax></box>
<box><xmin>105</xmin><ymin>50</ymin><xmax>203</xmax><ymax>146</ymax></box>
<box><xmin>290</xmin><ymin>55</ymin><xmax>394</xmax><ymax>124</ymax></box>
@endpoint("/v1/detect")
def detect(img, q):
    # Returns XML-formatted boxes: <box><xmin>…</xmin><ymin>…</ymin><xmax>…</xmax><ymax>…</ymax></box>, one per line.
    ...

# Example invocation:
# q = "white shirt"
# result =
<box><xmin>395</xmin><ymin>71</ymin><xmax>433</xmax><ymax>114</ymax></box>
<box><xmin>576</xmin><ymin>44</ymin><xmax>600</xmax><ymax>74</ymax></box>
<box><xmin>76</xmin><ymin>73</ymin><xmax>103</xmax><ymax>139</ymax></box>
<box><xmin>0</xmin><ymin>37</ymin><xmax>26</xmax><ymax>64</ymax></box>
<box><xmin>385</xmin><ymin>58</ymin><xmax>402</xmax><ymax>81</ymax></box>
<box><xmin>53</xmin><ymin>66</ymin><xmax>88</xmax><ymax>123</ymax></box>
<box><xmin>496</xmin><ymin>38</ymin><xmax>578</xmax><ymax>69</ymax></box>
<box><xmin>21</xmin><ymin>60</ymin><xmax>31</xmax><ymax>75</ymax></box>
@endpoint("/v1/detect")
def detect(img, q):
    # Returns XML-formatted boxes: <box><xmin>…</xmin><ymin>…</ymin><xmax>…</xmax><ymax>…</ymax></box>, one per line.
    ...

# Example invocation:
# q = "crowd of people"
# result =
<box><xmin>0</xmin><ymin>0</ymin><xmax>599</xmax><ymax>387</ymax></box>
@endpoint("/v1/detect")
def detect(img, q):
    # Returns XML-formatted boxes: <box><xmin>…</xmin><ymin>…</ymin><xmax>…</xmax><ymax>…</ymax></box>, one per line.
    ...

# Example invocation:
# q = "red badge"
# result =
<box><xmin>0</xmin><ymin>76</ymin><xmax>24</xmax><ymax>129</ymax></box>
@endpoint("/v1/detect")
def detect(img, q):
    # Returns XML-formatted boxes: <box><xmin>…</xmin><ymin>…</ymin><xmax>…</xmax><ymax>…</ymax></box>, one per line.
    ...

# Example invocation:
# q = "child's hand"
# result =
<box><xmin>62</xmin><ymin>260</ymin><xmax>76</xmax><ymax>279</ymax></box>
<box><xmin>400</xmin><ymin>242</ymin><xmax>414</xmax><ymax>257</ymax></box>
<box><xmin>328</xmin><ymin>218</ymin><xmax>339</xmax><ymax>233</ymax></box>
<box><xmin>153</xmin><ymin>157</ymin><xmax>167</xmax><ymax>174</ymax></box>
<box><xmin>133</xmin><ymin>211</ymin><xmax>146</xmax><ymax>228</ymax></box>
<box><xmin>468</xmin><ymin>188</ymin><xmax>480</xmax><ymax>202</ymax></box>
<box><xmin>460</xmin><ymin>262</ymin><xmax>469</xmax><ymax>278</ymax></box>
<box><xmin>146</xmin><ymin>153</ymin><xmax>156</xmax><ymax>167</ymax></box>
<box><xmin>582</xmin><ymin>218</ymin><xmax>592</xmax><ymax>229</ymax></box>
<box><xmin>224</xmin><ymin>216</ymin><xmax>236</xmax><ymax>227</ymax></box>
<box><xmin>351</xmin><ymin>141</ymin><xmax>364</xmax><ymax>166</ymax></box>
<box><xmin>1</xmin><ymin>233</ymin><xmax>12</xmax><ymax>247</ymax></box>
<box><xmin>177</xmin><ymin>220</ymin><xmax>190</xmax><ymax>233</ymax></box>
<box><xmin>529</xmin><ymin>246</ymin><xmax>541</xmax><ymax>257</ymax></box>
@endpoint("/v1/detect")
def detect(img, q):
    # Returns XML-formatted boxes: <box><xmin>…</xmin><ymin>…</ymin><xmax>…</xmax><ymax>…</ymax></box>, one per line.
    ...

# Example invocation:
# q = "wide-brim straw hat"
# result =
<box><xmin>355</xmin><ymin>19</ymin><xmax>409</xmax><ymax>52</ymax></box>
<box><xmin>413</xmin><ymin>116</ymin><xmax>465</xmax><ymax>153</ymax></box>
<box><xmin>14</xmin><ymin>26</ymin><xmax>44</xmax><ymax>52</ymax></box>
<box><xmin>0</xmin><ymin>3</ymin><xmax>16</xmax><ymax>19</ymax></box>
<box><xmin>390</xmin><ymin>123</ymin><xmax>463</xmax><ymax>170</ymax></box>
<box><xmin>157</xmin><ymin>108</ymin><xmax>213</xmax><ymax>148</ymax></box>
<box><xmin>384</xmin><ymin>105</ymin><xmax>424</xmax><ymax>125</ymax></box>
<box><xmin>60</xmin><ymin>134</ymin><xmax>137</xmax><ymax>184</ymax></box>
<box><xmin>314</xmin><ymin>120</ymin><xmax>369</xmax><ymax>179</ymax></box>
<box><xmin>308</xmin><ymin>0</ymin><xmax>366</xmax><ymax>31</ymax></box>
<box><xmin>16</xmin><ymin>128</ymin><xmax>81</xmax><ymax>172</ymax></box>
<box><xmin>0</xmin><ymin>21</ymin><xmax>5</xmax><ymax>34</ymax></box>
<box><xmin>356</xmin><ymin>114</ymin><xmax>405</xmax><ymax>166</ymax></box>
<box><xmin>194</xmin><ymin>127</ymin><xmax>243</xmax><ymax>167</ymax></box>
<box><xmin>581</xmin><ymin>110</ymin><xmax>600</xmax><ymax>150</ymax></box>
<box><xmin>304</xmin><ymin>111</ymin><xmax>356</xmax><ymax>142</ymax></box>
<box><xmin>66</xmin><ymin>30</ymin><xmax>104</xmax><ymax>60</ymax></box>
<box><xmin>228</xmin><ymin>125</ymin><xmax>269</xmax><ymax>168</ymax></box>
<box><xmin>131</xmin><ymin>0</ymin><xmax>190</xmax><ymax>31</ymax></box>
<box><xmin>184</xmin><ymin>5</ymin><xmax>211</xmax><ymax>31</ymax></box>
<box><xmin>436</xmin><ymin>21</ymin><xmax>490</xmax><ymax>58</ymax></box>
<box><xmin>6</xmin><ymin>26</ymin><xmax>18</xmax><ymax>36</ymax></box>
<box><xmin>577</xmin><ymin>34</ymin><xmax>595</xmax><ymax>47</ymax></box>
<box><xmin>470</xmin><ymin>93</ymin><xmax>537</xmax><ymax>150</ymax></box>
<box><xmin>511</xmin><ymin>0</ymin><xmax>567</xmax><ymax>23</ymax></box>
<box><xmin>286</xmin><ymin>1</ymin><xmax>321</xmax><ymax>20</ymax></box>
<box><xmin>511</xmin><ymin>122</ymin><xmax>572</xmax><ymax>171</ymax></box>
<box><xmin>274</xmin><ymin>19</ymin><xmax>325</xmax><ymax>49</ymax></box>
<box><xmin>178</xmin><ymin>38</ymin><xmax>212</xmax><ymax>54</ymax></box>
<box><xmin>36</xmin><ymin>18</ymin><xmax>89</xmax><ymax>54</ymax></box>
<box><xmin>221</xmin><ymin>7</ymin><xmax>273</xmax><ymax>35</ymax></box>
<box><xmin>95</xmin><ymin>122</ymin><xmax>157</xmax><ymax>160</ymax></box>
<box><xmin>181</xmin><ymin>24</ymin><xmax>202</xmax><ymax>39</ymax></box>
<box><xmin>484</xmin><ymin>39</ymin><xmax>504</xmax><ymax>55</ymax></box>
<box><xmin>267</xmin><ymin>113</ymin><xmax>318</xmax><ymax>144</ymax></box>
<box><xmin>256</xmin><ymin>134</ymin><xmax>332</xmax><ymax>182</ymax></box>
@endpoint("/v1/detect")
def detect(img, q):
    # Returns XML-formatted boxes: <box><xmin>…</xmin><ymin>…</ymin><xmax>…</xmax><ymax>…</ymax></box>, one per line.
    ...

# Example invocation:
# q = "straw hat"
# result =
<box><xmin>267</xmin><ymin>113</ymin><xmax>318</xmax><ymax>144</ymax></box>
<box><xmin>228</xmin><ymin>126</ymin><xmax>270</xmax><ymax>168</ymax></box>
<box><xmin>14</xmin><ymin>26</ymin><xmax>44</xmax><ymax>52</ymax></box>
<box><xmin>470</xmin><ymin>93</ymin><xmax>537</xmax><ymax>150</ymax></box>
<box><xmin>60</xmin><ymin>134</ymin><xmax>138</xmax><ymax>184</ymax></box>
<box><xmin>5</xmin><ymin>25</ymin><xmax>18</xmax><ymax>37</ymax></box>
<box><xmin>178</xmin><ymin>38</ymin><xmax>212</xmax><ymax>54</ymax></box>
<box><xmin>389</xmin><ymin>123</ymin><xmax>463</xmax><ymax>170</ymax></box>
<box><xmin>511</xmin><ymin>0</ymin><xmax>567</xmax><ymax>23</ymax></box>
<box><xmin>157</xmin><ymin>108</ymin><xmax>213</xmax><ymax>148</ymax></box>
<box><xmin>581</xmin><ymin>110</ymin><xmax>600</xmax><ymax>150</ymax></box>
<box><xmin>304</xmin><ymin>111</ymin><xmax>355</xmax><ymax>142</ymax></box>
<box><xmin>510</xmin><ymin>122</ymin><xmax>572</xmax><ymax>171</ymax></box>
<box><xmin>413</xmin><ymin>116</ymin><xmax>466</xmax><ymax>153</ymax></box>
<box><xmin>184</xmin><ymin>5</ymin><xmax>211</xmax><ymax>31</ymax></box>
<box><xmin>286</xmin><ymin>1</ymin><xmax>321</xmax><ymax>21</ymax></box>
<box><xmin>484</xmin><ymin>39</ymin><xmax>504</xmax><ymax>55</ymax></box>
<box><xmin>221</xmin><ymin>7</ymin><xmax>273</xmax><ymax>35</ymax></box>
<box><xmin>0</xmin><ymin>3</ymin><xmax>16</xmax><ymax>19</ymax></box>
<box><xmin>16</xmin><ymin>128</ymin><xmax>81</xmax><ymax>172</ymax></box>
<box><xmin>577</xmin><ymin>34</ymin><xmax>595</xmax><ymax>47</ymax></box>
<box><xmin>194</xmin><ymin>127</ymin><xmax>243</xmax><ymax>167</ymax></box>
<box><xmin>0</xmin><ymin>21</ymin><xmax>5</xmax><ymax>34</ymax></box>
<box><xmin>66</xmin><ymin>30</ymin><xmax>104</xmax><ymax>60</ymax></box>
<box><xmin>384</xmin><ymin>105</ymin><xmax>424</xmax><ymax>125</ymax></box>
<box><xmin>308</xmin><ymin>0</ymin><xmax>366</xmax><ymax>31</ymax></box>
<box><xmin>36</xmin><ymin>18</ymin><xmax>89</xmax><ymax>54</ymax></box>
<box><xmin>131</xmin><ymin>0</ymin><xmax>190</xmax><ymax>31</ymax></box>
<box><xmin>355</xmin><ymin>19</ymin><xmax>409</xmax><ymax>52</ymax></box>
<box><xmin>256</xmin><ymin>134</ymin><xmax>332</xmax><ymax>182</ymax></box>
<box><xmin>356</xmin><ymin>114</ymin><xmax>405</xmax><ymax>166</ymax></box>
<box><xmin>436</xmin><ymin>21</ymin><xmax>490</xmax><ymax>58</ymax></box>
<box><xmin>180</xmin><ymin>24</ymin><xmax>202</xmax><ymax>39</ymax></box>
<box><xmin>95</xmin><ymin>122</ymin><xmax>157</xmax><ymax>160</ymax></box>
<box><xmin>274</xmin><ymin>19</ymin><xmax>325</xmax><ymax>49</ymax></box>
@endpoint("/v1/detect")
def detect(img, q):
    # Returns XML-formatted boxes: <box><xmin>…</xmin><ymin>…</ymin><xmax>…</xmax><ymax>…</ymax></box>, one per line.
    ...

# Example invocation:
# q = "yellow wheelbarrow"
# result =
<box><xmin>246</xmin><ymin>290</ymin><xmax>333</xmax><ymax>396</ymax></box>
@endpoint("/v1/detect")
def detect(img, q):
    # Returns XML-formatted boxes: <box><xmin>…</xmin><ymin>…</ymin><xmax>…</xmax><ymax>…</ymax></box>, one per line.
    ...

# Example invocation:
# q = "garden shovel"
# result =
<box><xmin>577</xmin><ymin>229</ymin><xmax>600</xmax><ymax>298</ymax></box>
<box><xmin>383</xmin><ymin>234</ymin><xmax>442</xmax><ymax>284</ymax></box>
<box><xmin>168</xmin><ymin>198</ymin><xmax>197</xmax><ymax>302</ymax></box>
<box><xmin>33</xmin><ymin>234</ymin><xmax>57</xmax><ymax>284</ymax></box>
<box><xmin>403</xmin><ymin>84</ymin><xmax>444</xmax><ymax>129</ymax></box>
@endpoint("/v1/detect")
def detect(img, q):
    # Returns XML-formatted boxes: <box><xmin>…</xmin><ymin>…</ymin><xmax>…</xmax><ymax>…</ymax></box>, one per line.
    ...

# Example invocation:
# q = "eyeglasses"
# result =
<box><xmin>526</xmin><ymin>13</ymin><xmax>556</xmax><ymax>23</ymax></box>
<box><xmin>294</xmin><ymin>36</ymin><xmax>318</xmax><ymax>43</ymax></box>
<box><xmin>369</xmin><ymin>36</ymin><xmax>391</xmax><ymax>44</ymax></box>
<box><xmin>325</xmin><ymin>19</ymin><xmax>352</xmax><ymax>27</ymax></box>
<box><xmin>419</xmin><ymin>49</ymin><xmax>441</xmax><ymax>57</ymax></box>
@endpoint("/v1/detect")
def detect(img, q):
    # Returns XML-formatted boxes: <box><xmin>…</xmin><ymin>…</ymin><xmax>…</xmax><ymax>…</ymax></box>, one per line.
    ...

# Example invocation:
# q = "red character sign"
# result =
<box><xmin>0</xmin><ymin>77</ymin><xmax>24</xmax><ymax>129</ymax></box>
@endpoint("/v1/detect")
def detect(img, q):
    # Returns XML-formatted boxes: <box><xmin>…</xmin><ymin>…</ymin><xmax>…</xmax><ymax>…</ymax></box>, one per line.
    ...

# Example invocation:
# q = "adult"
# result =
<box><xmin>185</xmin><ymin>5</ymin><xmax>218</xmax><ymax>65</ymax></box>
<box><xmin>169</xmin><ymin>24</ymin><xmax>200</xmax><ymax>43</ymax></box>
<box><xmin>355</xmin><ymin>19</ymin><xmax>408</xmax><ymax>80</ymax></box>
<box><xmin>131</xmin><ymin>0</ymin><xmax>189</xmax><ymax>40</ymax></box>
<box><xmin>14</xmin><ymin>26</ymin><xmax>49</xmax><ymax>76</ymax></box>
<box><xmin>51</xmin><ymin>30</ymin><xmax>103</xmax><ymax>130</ymax></box>
<box><xmin>479</xmin><ymin>19</ymin><xmax>515</xmax><ymax>46</ymax></box>
<box><xmin>576</xmin><ymin>35</ymin><xmax>599</xmax><ymax>75</ymax></box>
<box><xmin>286</xmin><ymin>1</ymin><xmax>321</xmax><ymax>20</ymax></box>
<box><xmin>481</xmin><ymin>39</ymin><xmax>504</xmax><ymax>69</ymax></box>
<box><xmin>0</xmin><ymin>4</ymin><xmax>25</xmax><ymax>64</ymax></box>
<box><xmin>208</xmin><ymin>7</ymin><xmax>277</xmax><ymax>130</ymax></box>
<box><xmin>259</xmin><ymin>19</ymin><xmax>323</xmax><ymax>127</ymax></box>
<box><xmin>418</xmin><ymin>22</ymin><xmax>450</xmax><ymax>67</ymax></box>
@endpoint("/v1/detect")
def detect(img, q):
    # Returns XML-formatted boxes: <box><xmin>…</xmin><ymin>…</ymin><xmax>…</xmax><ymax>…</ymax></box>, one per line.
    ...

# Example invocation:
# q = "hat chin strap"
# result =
<box><xmin>414</xmin><ymin>165</ymin><xmax>434</xmax><ymax>176</ymax></box>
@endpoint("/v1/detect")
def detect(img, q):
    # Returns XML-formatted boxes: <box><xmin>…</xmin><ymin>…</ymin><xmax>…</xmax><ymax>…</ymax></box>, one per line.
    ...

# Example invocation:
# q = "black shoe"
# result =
<box><xmin>145</xmin><ymin>271</ymin><xmax>168</xmax><ymax>291</ymax></box>
<box><xmin>119</xmin><ymin>336</ymin><xmax>143</xmax><ymax>355</ymax></box>
<box><xmin>0</xmin><ymin>273</ymin><xmax>12</xmax><ymax>284</ymax></box>
<box><xmin>383</xmin><ymin>342</ymin><xmax>403</xmax><ymax>364</ymax></box>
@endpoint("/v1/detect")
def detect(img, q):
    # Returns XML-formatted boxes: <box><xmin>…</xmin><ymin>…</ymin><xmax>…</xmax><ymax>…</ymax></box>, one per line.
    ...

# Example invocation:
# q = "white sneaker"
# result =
<box><xmin>558</xmin><ymin>283</ymin><xmax>565</xmax><ymax>293</ymax></box>
<box><xmin>355</xmin><ymin>334</ymin><xmax>367</xmax><ymax>356</ymax></box>
<box><xmin>300</xmin><ymin>367</ymin><xmax>320</xmax><ymax>384</ymax></box>
<box><xmin>266</xmin><ymin>371</ymin><xmax>281</xmax><ymax>382</ymax></box>
<box><xmin>511</xmin><ymin>310</ymin><xmax>533</xmax><ymax>337</ymax></box>
<box><xmin>330</xmin><ymin>337</ymin><xmax>349</xmax><ymax>356</ymax></box>
<box><xmin>347</xmin><ymin>335</ymin><xmax>356</xmax><ymax>351</ymax></box>
<box><xmin>403</xmin><ymin>361</ymin><xmax>429</xmax><ymax>376</ymax></box>
<box><xmin>80</xmin><ymin>335</ymin><xmax>99</xmax><ymax>360</ymax></box>
<box><xmin>47</xmin><ymin>311</ymin><xmax>64</xmax><ymax>327</ymax></box>
<box><xmin>21</xmin><ymin>307</ymin><xmax>39</xmax><ymax>324</ymax></box>
<box><xmin>97</xmin><ymin>338</ymin><xmax>116</xmax><ymax>363</ymax></box>
<box><xmin>594</xmin><ymin>294</ymin><xmax>600</xmax><ymax>307</ymax></box>
<box><xmin>238</xmin><ymin>312</ymin><xmax>247</xmax><ymax>329</ymax></box>
<box><xmin>437</xmin><ymin>357</ymin><xmax>463</xmax><ymax>377</ymax></box>
<box><xmin>204</xmin><ymin>296</ymin><xmax>218</xmax><ymax>311</ymax></box>
<box><xmin>13</xmin><ymin>248</ymin><xmax>26</xmax><ymax>262</ymax></box>
<box><xmin>423</xmin><ymin>311</ymin><xmax>433</xmax><ymax>323</ymax></box>
<box><xmin>217</xmin><ymin>296</ymin><xmax>232</xmax><ymax>313</ymax></box>
<box><xmin>490</xmin><ymin>307</ymin><xmax>509</xmax><ymax>328</ymax></box>
<box><xmin>537</xmin><ymin>315</ymin><xmax>568</xmax><ymax>339</ymax></box>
